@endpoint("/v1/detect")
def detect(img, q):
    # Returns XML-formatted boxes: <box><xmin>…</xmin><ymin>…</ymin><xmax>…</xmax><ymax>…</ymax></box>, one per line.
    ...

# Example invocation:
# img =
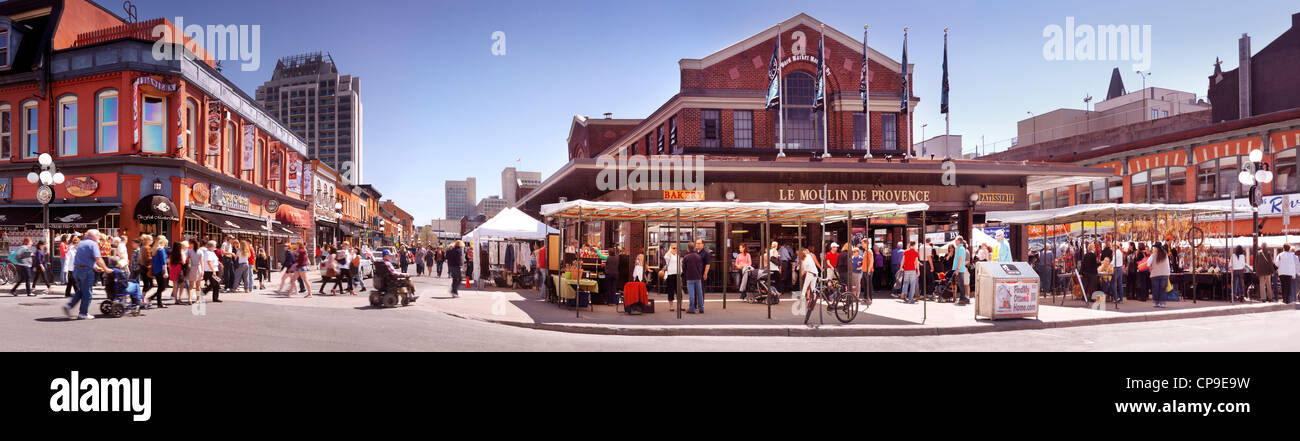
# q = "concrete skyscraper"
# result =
<box><xmin>257</xmin><ymin>52</ymin><xmax>364</xmax><ymax>184</ymax></box>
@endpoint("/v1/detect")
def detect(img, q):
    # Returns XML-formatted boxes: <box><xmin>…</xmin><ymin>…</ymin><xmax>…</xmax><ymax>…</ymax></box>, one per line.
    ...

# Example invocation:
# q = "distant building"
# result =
<box><xmin>501</xmin><ymin>167</ymin><xmax>542</xmax><ymax>206</ymax></box>
<box><xmin>257</xmin><ymin>52</ymin><xmax>364</xmax><ymax>184</ymax></box>
<box><xmin>445</xmin><ymin>177</ymin><xmax>477</xmax><ymax>220</ymax></box>
<box><xmin>1016</xmin><ymin>86</ymin><xmax>1210</xmax><ymax>148</ymax></box>
<box><xmin>912</xmin><ymin>135</ymin><xmax>963</xmax><ymax>160</ymax></box>
<box><xmin>476</xmin><ymin>195</ymin><xmax>507</xmax><ymax>219</ymax></box>
<box><xmin>1209</xmin><ymin>15</ymin><xmax>1300</xmax><ymax>123</ymax></box>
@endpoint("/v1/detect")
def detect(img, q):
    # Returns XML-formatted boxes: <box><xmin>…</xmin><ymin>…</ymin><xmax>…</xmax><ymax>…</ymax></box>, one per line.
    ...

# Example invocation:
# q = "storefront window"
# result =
<box><xmin>97</xmin><ymin>91</ymin><xmax>118</xmax><ymax>153</ymax></box>
<box><xmin>58</xmin><ymin>96</ymin><xmax>76</xmax><ymax>156</ymax></box>
<box><xmin>1197</xmin><ymin>160</ymin><xmax>1217</xmax><ymax>201</ymax></box>
<box><xmin>1276</xmin><ymin>148</ymin><xmax>1297</xmax><ymax>193</ymax></box>
<box><xmin>1131</xmin><ymin>171</ymin><xmax>1149</xmax><ymax>203</ymax></box>
<box><xmin>142</xmin><ymin>96</ymin><xmax>165</xmax><ymax>154</ymax></box>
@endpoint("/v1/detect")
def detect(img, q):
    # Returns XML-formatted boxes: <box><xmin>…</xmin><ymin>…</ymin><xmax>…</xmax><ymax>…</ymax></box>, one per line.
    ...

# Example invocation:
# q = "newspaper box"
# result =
<box><xmin>974</xmin><ymin>261</ymin><xmax>1040</xmax><ymax>320</ymax></box>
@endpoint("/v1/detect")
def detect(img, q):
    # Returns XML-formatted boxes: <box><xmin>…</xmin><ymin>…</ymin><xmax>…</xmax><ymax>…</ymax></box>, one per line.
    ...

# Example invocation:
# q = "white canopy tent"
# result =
<box><xmin>464</xmin><ymin>208</ymin><xmax>558</xmax><ymax>288</ymax></box>
<box><xmin>985</xmin><ymin>203</ymin><xmax>1251</xmax><ymax>225</ymax></box>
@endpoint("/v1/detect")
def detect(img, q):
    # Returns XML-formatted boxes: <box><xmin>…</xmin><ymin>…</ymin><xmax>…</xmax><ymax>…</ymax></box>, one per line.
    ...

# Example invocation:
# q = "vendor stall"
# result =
<box><xmin>463</xmin><ymin>208</ymin><xmax>558</xmax><ymax>289</ymax></box>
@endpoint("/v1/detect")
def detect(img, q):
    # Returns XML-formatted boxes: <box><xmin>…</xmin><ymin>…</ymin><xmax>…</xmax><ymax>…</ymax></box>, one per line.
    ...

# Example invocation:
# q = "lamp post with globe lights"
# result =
<box><xmin>1238</xmin><ymin>148</ymin><xmax>1274</xmax><ymax>287</ymax></box>
<box><xmin>26</xmin><ymin>153</ymin><xmax>66</xmax><ymax>245</ymax></box>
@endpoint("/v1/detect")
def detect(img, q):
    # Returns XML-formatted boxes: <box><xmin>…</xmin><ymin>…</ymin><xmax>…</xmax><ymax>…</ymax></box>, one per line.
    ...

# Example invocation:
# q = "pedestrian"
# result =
<box><xmin>447</xmin><ymin>241</ymin><xmax>464</xmax><ymax>297</ymax></box>
<box><xmin>872</xmin><ymin>244</ymin><xmax>885</xmax><ymax>292</ymax></box>
<box><xmin>294</xmin><ymin>243</ymin><xmax>311</xmax><ymax>297</ymax></box>
<box><xmin>277</xmin><ymin>243</ymin><xmax>300</xmax><ymax>294</ymax></box>
<box><xmin>733</xmin><ymin>243</ymin><xmax>753</xmax><ymax>297</ymax></box>
<box><xmin>33</xmin><ymin>240</ymin><xmax>52</xmax><ymax>293</ymax></box>
<box><xmin>255</xmin><ymin>248</ymin><xmax>270</xmax><ymax>290</ymax></box>
<box><xmin>825</xmin><ymin>243</ymin><xmax>839</xmax><ymax>280</ymax></box>
<box><xmin>136</xmin><ymin>234</ymin><xmax>153</xmax><ymax>295</ymax></box>
<box><xmin>339</xmin><ymin>243</ymin><xmax>357</xmax><ymax>295</ymax></box>
<box><xmin>683</xmin><ymin>243</ymin><xmax>704</xmax><ymax>314</ymax></box>
<box><xmin>399</xmin><ymin>247</ymin><xmax>411</xmax><ymax>274</ymax></box>
<box><xmin>849</xmin><ymin>247</ymin><xmax>863</xmax><ymax>299</ymax></box>
<box><xmin>890</xmin><ymin>242</ymin><xmax>904</xmax><ymax>297</ymax></box>
<box><xmin>1251</xmin><ymin>246</ymin><xmax>1275</xmax><ymax>302</ymax></box>
<box><xmin>798</xmin><ymin>247</ymin><xmax>819</xmax><ymax>301</ymax></box>
<box><xmin>660</xmin><ymin>243</ymin><xmax>680</xmax><ymax>311</ymax></box>
<box><xmin>901</xmin><ymin>241</ymin><xmax>920</xmax><ymax>304</ymax></box>
<box><xmin>8</xmin><ymin>237</ymin><xmax>35</xmax><ymax>296</ymax></box>
<box><xmin>435</xmin><ymin>245</ymin><xmax>446</xmax><ymax>278</ymax></box>
<box><xmin>220</xmin><ymin>237</ymin><xmax>236</xmax><ymax>292</ymax></box>
<box><xmin>952</xmin><ymin>237</ymin><xmax>970</xmax><ymax>305</ymax></box>
<box><xmin>230</xmin><ymin>240</ymin><xmax>251</xmax><ymax>293</ymax></box>
<box><xmin>836</xmin><ymin>242</ymin><xmax>852</xmax><ymax>286</ymax></box>
<box><xmin>168</xmin><ymin>241</ymin><xmax>184</xmax><ymax>304</ymax></box>
<box><xmin>63</xmin><ymin>236</ymin><xmax>78</xmax><ymax>297</ymax></box>
<box><xmin>423</xmin><ymin>247</ymin><xmax>434</xmax><ymax>278</ymax></box>
<box><xmin>1080</xmin><ymin>241</ymin><xmax>1100</xmax><ymax>300</ymax></box>
<box><xmin>1230</xmin><ymin>245</ymin><xmax>1249</xmax><ymax>302</ymax></box>
<box><xmin>148</xmin><ymin>236</ymin><xmax>169</xmax><ymax>308</ymax></box>
<box><xmin>200</xmin><ymin>240</ymin><xmax>223</xmax><ymax>303</ymax></box>
<box><xmin>1277</xmin><ymin>245</ymin><xmax>1299</xmax><ymax>304</ymax></box>
<box><xmin>416</xmin><ymin>247</ymin><xmax>426</xmax><ymax>276</ymax></box>
<box><xmin>1148</xmin><ymin>242</ymin><xmax>1172</xmax><ymax>308</ymax></box>
<box><xmin>62</xmin><ymin>230</ymin><xmax>109</xmax><ymax>320</ymax></box>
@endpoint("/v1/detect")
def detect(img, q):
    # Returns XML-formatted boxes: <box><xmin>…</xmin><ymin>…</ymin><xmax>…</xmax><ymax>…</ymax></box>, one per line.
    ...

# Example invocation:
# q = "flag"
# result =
<box><xmin>900</xmin><ymin>28</ymin><xmax>909</xmax><ymax>115</ymax></box>
<box><xmin>765</xmin><ymin>32</ymin><xmax>781</xmax><ymax>110</ymax></box>
<box><xmin>859</xmin><ymin>27</ymin><xmax>869</xmax><ymax>112</ymax></box>
<box><xmin>941</xmin><ymin>30</ymin><xmax>950</xmax><ymax>115</ymax></box>
<box><xmin>813</xmin><ymin>31</ymin><xmax>826</xmax><ymax>112</ymax></box>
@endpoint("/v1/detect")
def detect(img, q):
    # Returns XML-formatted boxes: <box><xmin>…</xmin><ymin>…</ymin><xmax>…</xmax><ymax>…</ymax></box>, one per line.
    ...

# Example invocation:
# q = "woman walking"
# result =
<box><xmin>799</xmin><ymin>248</ymin><xmax>820</xmax><ymax>301</ymax></box>
<box><xmin>148</xmin><ymin>236</ymin><xmax>169</xmax><ymax>308</ymax></box>
<box><xmin>255</xmin><ymin>248</ymin><xmax>270</xmax><ymax>290</ymax></box>
<box><xmin>1149</xmin><ymin>242</ymin><xmax>1172</xmax><ymax>308</ymax></box>
<box><xmin>63</xmin><ymin>237</ymin><xmax>78</xmax><ymax>297</ymax></box>
<box><xmin>168</xmin><ymin>241</ymin><xmax>185</xmax><ymax>305</ymax></box>
<box><xmin>34</xmin><ymin>241</ymin><xmax>52</xmax><ymax>293</ymax></box>
<box><xmin>277</xmin><ymin>243</ymin><xmax>302</xmax><ymax>294</ymax></box>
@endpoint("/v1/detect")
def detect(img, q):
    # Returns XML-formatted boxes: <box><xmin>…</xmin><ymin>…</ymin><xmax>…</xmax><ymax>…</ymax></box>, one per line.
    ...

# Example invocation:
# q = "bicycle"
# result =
<box><xmin>0</xmin><ymin>262</ymin><xmax>14</xmax><ymax>286</ymax></box>
<box><xmin>802</xmin><ymin>273</ymin><xmax>860</xmax><ymax>324</ymax></box>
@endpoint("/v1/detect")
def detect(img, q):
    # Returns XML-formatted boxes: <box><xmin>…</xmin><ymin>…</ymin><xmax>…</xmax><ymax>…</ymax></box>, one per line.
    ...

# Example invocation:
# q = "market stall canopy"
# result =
<box><xmin>985</xmin><ymin>203</ymin><xmax>1252</xmax><ymax>225</ymax></box>
<box><xmin>134</xmin><ymin>195</ymin><xmax>180</xmax><ymax>222</ymax></box>
<box><xmin>541</xmin><ymin>200</ymin><xmax>930</xmax><ymax>223</ymax></box>
<box><xmin>465</xmin><ymin>207</ymin><xmax>558</xmax><ymax>242</ymax></box>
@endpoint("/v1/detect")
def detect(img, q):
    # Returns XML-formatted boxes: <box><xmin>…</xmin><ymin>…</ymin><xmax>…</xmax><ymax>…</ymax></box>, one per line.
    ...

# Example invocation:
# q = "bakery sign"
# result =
<box><xmin>65</xmin><ymin>176</ymin><xmax>99</xmax><ymax>197</ymax></box>
<box><xmin>191</xmin><ymin>182</ymin><xmax>211</xmax><ymax>205</ymax></box>
<box><xmin>210</xmin><ymin>185</ymin><xmax>250</xmax><ymax>212</ymax></box>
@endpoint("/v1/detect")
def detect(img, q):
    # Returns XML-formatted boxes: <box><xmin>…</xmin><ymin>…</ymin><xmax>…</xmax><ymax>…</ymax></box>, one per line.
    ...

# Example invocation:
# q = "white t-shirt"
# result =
<box><xmin>1231</xmin><ymin>254</ymin><xmax>1248</xmax><ymax>271</ymax></box>
<box><xmin>768</xmin><ymin>249</ymin><xmax>780</xmax><ymax>271</ymax></box>
<box><xmin>663</xmin><ymin>252</ymin><xmax>680</xmax><ymax>276</ymax></box>
<box><xmin>801</xmin><ymin>255</ymin><xmax>820</xmax><ymax>276</ymax></box>
<box><xmin>199</xmin><ymin>248</ymin><xmax>220</xmax><ymax>272</ymax></box>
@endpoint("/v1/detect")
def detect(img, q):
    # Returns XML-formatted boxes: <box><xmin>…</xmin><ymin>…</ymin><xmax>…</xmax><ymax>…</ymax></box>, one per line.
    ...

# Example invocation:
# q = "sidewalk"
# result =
<box><xmin>417</xmin><ymin>277</ymin><xmax>1297</xmax><ymax>337</ymax></box>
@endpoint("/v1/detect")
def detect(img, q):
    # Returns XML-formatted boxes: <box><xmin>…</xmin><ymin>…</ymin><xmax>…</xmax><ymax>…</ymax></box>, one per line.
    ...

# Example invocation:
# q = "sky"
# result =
<box><xmin>120</xmin><ymin>0</ymin><xmax>1299</xmax><ymax>224</ymax></box>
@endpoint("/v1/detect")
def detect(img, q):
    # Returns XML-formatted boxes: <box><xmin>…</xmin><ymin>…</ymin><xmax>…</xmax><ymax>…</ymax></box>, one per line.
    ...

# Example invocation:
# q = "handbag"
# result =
<box><xmin>1137</xmin><ymin>256</ymin><xmax>1151</xmax><ymax>272</ymax></box>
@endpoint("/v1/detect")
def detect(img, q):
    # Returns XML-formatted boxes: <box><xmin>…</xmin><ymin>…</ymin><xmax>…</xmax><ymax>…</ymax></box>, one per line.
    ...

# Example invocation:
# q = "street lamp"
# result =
<box><xmin>1239</xmin><ymin>148</ymin><xmax>1274</xmax><ymax>298</ymax></box>
<box><xmin>26</xmin><ymin>153</ymin><xmax>65</xmax><ymax>246</ymax></box>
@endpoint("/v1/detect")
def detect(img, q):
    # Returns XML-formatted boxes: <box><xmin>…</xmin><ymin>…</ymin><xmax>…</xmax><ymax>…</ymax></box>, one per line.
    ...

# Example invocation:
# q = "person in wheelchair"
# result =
<box><xmin>374</xmin><ymin>250</ymin><xmax>415</xmax><ymax>294</ymax></box>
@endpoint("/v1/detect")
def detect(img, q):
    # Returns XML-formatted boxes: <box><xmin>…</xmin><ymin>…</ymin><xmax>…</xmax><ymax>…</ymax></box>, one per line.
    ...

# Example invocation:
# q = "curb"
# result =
<box><xmin>439</xmin><ymin>303</ymin><xmax>1296</xmax><ymax>337</ymax></box>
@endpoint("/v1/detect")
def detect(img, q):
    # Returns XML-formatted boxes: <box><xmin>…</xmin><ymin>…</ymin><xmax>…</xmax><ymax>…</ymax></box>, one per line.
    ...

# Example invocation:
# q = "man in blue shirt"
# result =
<box><xmin>63</xmin><ymin>229</ymin><xmax>108</xmax><ymax>319</ymax></box>
<box><xmin>693</xmin><ymin>239</ymin><xmax>710</xmax><ymax>312</ymax></box>
<box><xmin>952</xmin><ymin>237</ymin><xmax>970</xmax><ymax>305</ymax></box>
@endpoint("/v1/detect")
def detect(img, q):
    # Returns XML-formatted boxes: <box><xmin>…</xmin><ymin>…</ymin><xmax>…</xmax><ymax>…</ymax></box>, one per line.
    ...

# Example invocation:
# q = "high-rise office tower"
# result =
<box><xmin>257</xmin><ymin>52</ymin><xmax>364</xmax><ymax>184</ymax></box>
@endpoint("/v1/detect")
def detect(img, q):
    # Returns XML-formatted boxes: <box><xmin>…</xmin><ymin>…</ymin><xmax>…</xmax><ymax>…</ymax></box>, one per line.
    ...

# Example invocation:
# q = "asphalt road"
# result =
<box><xmin>3</xmin><ymin>277</ymin><xmax>1299</xmax><ymax>351</ymax></box>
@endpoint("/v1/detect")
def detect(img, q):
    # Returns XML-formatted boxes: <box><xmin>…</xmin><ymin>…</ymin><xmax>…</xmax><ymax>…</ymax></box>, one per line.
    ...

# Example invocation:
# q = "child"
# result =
<box><xmin>108</xmin><ymin>258</ymin><xmax>143</xmax><ymax>308</ymax></box>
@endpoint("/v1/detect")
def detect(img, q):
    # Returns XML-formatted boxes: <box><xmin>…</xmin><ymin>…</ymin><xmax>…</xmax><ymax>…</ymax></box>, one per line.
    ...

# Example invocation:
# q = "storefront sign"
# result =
<box><xmin>975</xmin><ymin>193</ymin><xmax>1016</xmax><ymax>205</ymax></box>
<box><xmin>191</xmin><ymin>182</ymin><xmax>211</xmax><ymax>205</ymax></box>
<box><xmin>0</xmin><ymin>177</ymin><xmax>9</xmax><ymax>199</ymax></box>
<box><xmin>994</xmin><ymin>280</ymin><xmax>1039</xmax><ymax>317</ymax></box>
<box><xmin>270</xmin><ymin>150</ymin><xmax>282</xmax><ymax>181</ymax></box>
<box><xmin>287</xmin><ymin>156</ymin><xmax>301</xmax><ymax>194</ymax></box>
<box><xmin>264</xmin><ymin>199</ymin><xmax>281</xmax><ymax>213</ymax></box>
<box><xmin>777</xmin><ymin>187</ymin><xmax>932</xmax><ymax>203</ymax></box>
<box><xmin>210</xmin><ymin>185</ymin><xmax>250</xmax><ymax>212</ymax></box>
<box><xmin>65</xmin><ymin>176</ymin><xmax>99</xmax><ymax>198</ymax></box>
<box><xmin>663</xmin><ymin>190</ymin><xmax>704</xmax><ymax>201</ymax></box>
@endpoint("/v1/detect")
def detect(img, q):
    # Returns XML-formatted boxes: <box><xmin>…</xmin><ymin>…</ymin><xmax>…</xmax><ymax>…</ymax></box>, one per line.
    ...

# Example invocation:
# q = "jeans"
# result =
<box><xmin>67</xmin><ymin>268</ymin><xmax>96</xmax><ymax>316</ymax></box>
<box><xmin>232</xmin><ymin>263</ymin><xmax>251</xmax><ymax>292</ymax></box>
<box><xmin>449</xmin><ymin>267</ymin><xmax>462</xmax><ymax>294</ymax></box>
<box><xmin>9</xmin><ymin>265</ymin><xmax>33</xmax><ymax>295</ymax></box>
<box><xmin>686</xmin><ymin>279</ymin><xmax>703</xmax><ymax>313</ymax></box>
<box><xmin>436</xmin><ymin>261</ymin><xmax>444</xmax><ymax>277</ymax></box>
<box><xmin>1151</xmin><ymin>275</ymin><xmax>1170</xmax><ymax>306</ymax></box>
<box><xmin>1232</xmin><ymin>270</ymin><xmax>1245</xmax><ymax>301</ymax></box>
<box><xmin>1113</xmin><ymin>267</ymin><xmax>1125</xmax><ymax>301</ymax></box>
<box><xmin>53</xmin><ymin>257</ymin><xmax>66</xmax><ymax>284</ymax></box>
<box><xmin>955</xmin><ymin>271</ymin><xmax>969</xmax><ymax>301</ymax></box>
<box><xmin>902</xmin><ymin>270</ymin><xmax>918</xmax><ymax>302</ymax></box>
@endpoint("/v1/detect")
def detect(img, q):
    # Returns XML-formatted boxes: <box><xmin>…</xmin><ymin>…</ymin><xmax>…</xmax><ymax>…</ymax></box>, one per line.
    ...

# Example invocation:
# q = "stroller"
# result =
<box><xmin>930</xmin><ymin>270</ymin><xmax>956</xmax><ymax>303</ymax></box>
<box><xmin>740</xmin><ymin>267</ymin><xmax>782</xmax><ymax>305</ymax></box>
<box><xmin>99</xmin><ymin>270</ymin><xmax>144</xmax><ymax>318</ymax></box>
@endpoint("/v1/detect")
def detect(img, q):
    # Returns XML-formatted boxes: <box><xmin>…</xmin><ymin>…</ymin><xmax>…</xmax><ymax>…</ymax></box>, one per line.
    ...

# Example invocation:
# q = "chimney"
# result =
<box><xmin>1293</xmin><ymin>12</ymin><xmax>1299</xmax><ymax>28</ymax></box>
<box><xmin>1238</xmin><ymin>33</ymin><xmax>1252</xmax><ymax>119</ymax></box>
<box><xmin>603</xmin><ymin>112</ymin><xmax>613</xmax><ymax>119</ymax></box>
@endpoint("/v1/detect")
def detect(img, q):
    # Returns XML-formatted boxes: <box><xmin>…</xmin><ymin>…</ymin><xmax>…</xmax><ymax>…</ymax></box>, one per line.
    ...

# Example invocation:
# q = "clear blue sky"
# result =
<box><xmin>122</xmin><ymin>0</ymin><xmax>1298</xmax><ymax>223</ymax></box>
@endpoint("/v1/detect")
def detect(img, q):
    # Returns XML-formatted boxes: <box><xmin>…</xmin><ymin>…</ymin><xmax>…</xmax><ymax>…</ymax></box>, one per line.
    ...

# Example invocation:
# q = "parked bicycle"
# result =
<box><xmin>0</xmin><ymin>262</ymin><xmax>14</xmax><ymax>286</ymax></box>
<box><xmin>802</xmin><ymin>274</ymin><xmax>860</xmax><ymax>324</ymax></box>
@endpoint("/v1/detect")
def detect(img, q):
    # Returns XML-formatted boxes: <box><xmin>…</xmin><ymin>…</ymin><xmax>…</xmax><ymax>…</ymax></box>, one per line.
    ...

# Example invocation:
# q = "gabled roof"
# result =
<box><xmin>678</xmin><ymin>13</ymin><xmax>905</xmax><ymax>74</ymax></box>
<box><xmin>565</xmin><ymin>114</ymin><xmax>643</xmax><ymax>150</ymax></box>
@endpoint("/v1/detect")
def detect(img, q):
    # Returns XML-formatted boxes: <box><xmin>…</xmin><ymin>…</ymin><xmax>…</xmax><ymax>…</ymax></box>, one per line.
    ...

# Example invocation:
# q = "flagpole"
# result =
<box><xmin>821</xmin><ymin>24</ymin><xmax>830</xmax><ymax>159</ymax></box>
<box><xmin>863</xmin><ymin>25</ymin><xmax>872</xmax><ymax>159</ymax></box>
<box><xmin>905</xmin><ymin>27</ymin><xmax>913</xmax><ymax>160</ymax></box>
<box><xmin>777</xmin><ymin>24</ymin><xmax>786</xmax><ymax>158</ymax></box>
<box><xmin>945</xmin><ymin>28</ymin><xmax>951</xmax><ymax>161</ymax></box>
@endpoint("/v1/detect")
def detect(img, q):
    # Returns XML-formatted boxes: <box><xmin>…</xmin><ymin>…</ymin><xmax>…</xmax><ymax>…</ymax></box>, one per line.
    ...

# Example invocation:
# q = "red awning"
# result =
<box><xmin>275</xmin><ymin>205</ymin><xmax>311</xmax><ymax>229</ymax></box>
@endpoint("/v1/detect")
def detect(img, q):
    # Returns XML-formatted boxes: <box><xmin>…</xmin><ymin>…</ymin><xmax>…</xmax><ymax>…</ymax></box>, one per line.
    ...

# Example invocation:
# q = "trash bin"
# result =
<box><xmin>974</xmin><ymin>261</ymin><xmax>1040</xmax><ymax>320</ymax></box>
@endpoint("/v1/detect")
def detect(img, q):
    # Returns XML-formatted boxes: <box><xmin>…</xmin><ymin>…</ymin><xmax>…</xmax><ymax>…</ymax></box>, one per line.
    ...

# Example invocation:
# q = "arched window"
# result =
<box><xmin>185</xmin><ymin>99</ymin><xmax>197</xmax><ymax>161</ymax></box>
<box><xmin>224</xmin><ymin>122</ymin><xmax>236</xmax><ymax>174</ymax></box>
<box><xmin>0</xmin><ymin>103</ymin><xmax>10</xmax><ymax>160</ymax></box>
<box><xmin>57</xmin><ymin>95</ymin><xmax>77</xmax><ymax>156</ymax></box>
<box><xmin>21</xmin><ymin>100</ymin><xmax>38</xmax><ymax>158</ymax></box>
<box><xmin>141</xmin><ymin>95</ymin><xmax>166</xmax><ymax>154</ymax></box>
<box><xmin>255</xmin><ymin>139</ymin><xmax>265</xmax><ymax>185</ymax></box>
<box><xmin>97</xmin><ymin>90</ymin><xmax>118</xmax><ymax>153</ymax></box>
<box><xmin>777</xmin><ymin>71</ymin><xmax>822</xmax><ymax>151</ymax></box>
